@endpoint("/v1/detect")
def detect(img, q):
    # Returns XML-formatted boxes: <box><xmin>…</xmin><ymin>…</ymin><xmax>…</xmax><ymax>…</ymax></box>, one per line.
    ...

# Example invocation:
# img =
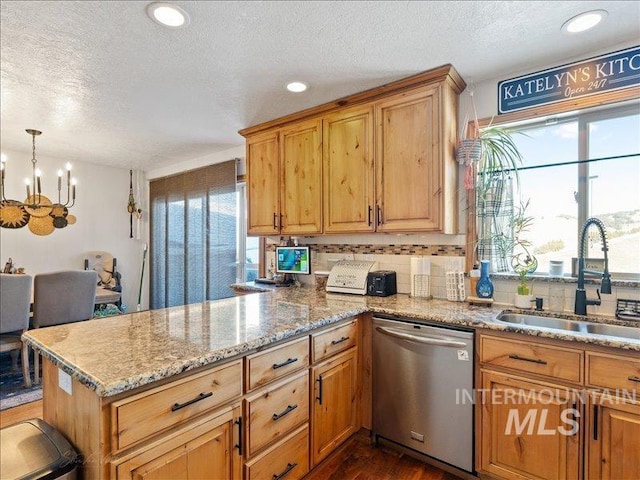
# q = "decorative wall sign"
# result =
<box><xmin>498</xmin><ymin>45</ymin><xmax>640</xmax><ymax>114</ymax></box>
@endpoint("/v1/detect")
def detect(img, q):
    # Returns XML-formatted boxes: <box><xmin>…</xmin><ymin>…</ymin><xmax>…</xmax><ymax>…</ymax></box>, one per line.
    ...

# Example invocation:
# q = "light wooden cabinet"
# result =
<box><xmin>114</xmin><ymin>404</ymin><xmax>242</xmax><ymax>480</ymax></box>
<box><xmin>241</xmin><ymin>65</ymin><xmax>465</xmax><ymax>235</ymax></box>
<box><xmin>280</xmin><ymin>119</ymin><xmax>323</xmax><ymax>235</ymax></box>
<box><xmin>479</xmin><ymin>370</ymin><xmax>580</xmax><ymax>480</ymax></box>
<box><xmin>478</xmin><ymin>332</ymin><xmax>640</xmax><ymax>480</ymax></box>
<box><xmin>311</xmin><ymin>346</ymin><xmax>358</xmax><ymax>467</ymax></box>
<box><xmin>586</xmin><ymin>352</ymin><xmax>640</xmax><ymax>480</ymax></box>
<box><xmin>323</xmin><ymin>105</ymin><xmax>375</xmax><ymax>233</ymax></box>
<box><xmin>243</xmin><ymin>337</ymin><xmax>311</xmax><ymax>479</ymax></box>
<box><xmin>246</xmin><ymin>130</ymin><xmax>280</xmax><ymax>235</ymax></box>
<box><xmin>41</xmin><ymin>358</ymin><xmax>243</xmax><ymax>480</ymax></box>
<box><xmin>245</xmin><ymin>119</ymin><xmax>322</xmax><ymax>235</ymax></box>
<box><xmin>375</xmin><ymin>86</ymin><xmax>447</xmax><ymax>232</ymax></box>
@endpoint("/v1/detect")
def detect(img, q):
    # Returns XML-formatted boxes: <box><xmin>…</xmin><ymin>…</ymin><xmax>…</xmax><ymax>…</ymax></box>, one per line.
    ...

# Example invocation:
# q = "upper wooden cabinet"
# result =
<box><xmin>246</xmin><ymin>130</ymin><xmax>280</xmax><ymax>235</ymax></box>
<box><xmin>241</xmin><ymin>65</ymin><xmax>466</xmax><ymax>235</ymax></box>
<box><xmin>323</xmin><ymin>105</ymin><xmax>375</xmax><ymax>233</ymax></box>
<box><xmin>245</xmin><ymin>120</ymin><xmax>322</xmax><ymax>235</ymax></box>
<box><xmin>280</xmin><ymin>119</ymin><xmax>323</xmax><ymax>235</ymax></box>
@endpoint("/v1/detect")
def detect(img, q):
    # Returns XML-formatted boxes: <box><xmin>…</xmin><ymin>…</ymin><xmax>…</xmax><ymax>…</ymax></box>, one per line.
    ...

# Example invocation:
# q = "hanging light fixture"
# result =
<box><xmin>0</xmin><ymin>129</ymin><xmax>77</xmax><ymax>234</ymax></box>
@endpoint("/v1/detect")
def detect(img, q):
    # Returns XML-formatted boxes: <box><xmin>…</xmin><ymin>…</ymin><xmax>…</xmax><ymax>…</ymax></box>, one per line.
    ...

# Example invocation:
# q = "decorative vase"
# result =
<box><xmin>476</xmin><ymin>260</ymin><xmax>494</xmax><ymax>298</ymax></box>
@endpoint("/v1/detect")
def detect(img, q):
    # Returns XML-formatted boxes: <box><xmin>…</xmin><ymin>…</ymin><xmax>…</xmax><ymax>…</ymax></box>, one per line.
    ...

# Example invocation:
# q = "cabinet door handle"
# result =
<box><xmin>368</xmin><ymin>205</ymin><xmax>372</xmax><ymax>226</ymax></box>
<box><xmin>279</xmin><ymin>213</ymin><xmax>284</xmax><ymax>229</ymax></box>
<box><xmin>273</xmin><ymin>212</ymin><xmax>277</xmax><ymax>229</ymax></box>
<box><xmin>628</xmin><ymin>375</ymin><xmax>640</xmax><ymax>383</ymax></box>
<box><xmin>508</xmin><ymin>354</ymin><xmax>547</xmax><ymax>365</ymax></box>
<box><xmin>571</xmin><ymin>402</ymin><xmax>578</xmax><ymax>436</ymax></box>
<box><xmin>234</xmin><ymin>417</ymin><xmax>243</xmax><ymax>455</ymax></box>
<box><xmin>272</xmin><ymin>357</ymin><xmax>298</xmax><ymax>370</ymax></box>
<box><xmin>272</xmin><ymin>404</ymin><xmax>298</xmax><ymax>421</ymax></box>
<box><xmin>377</xmin><ymin>205</ymin><xmax>383</xmax><ymax>225</ymax></box>
<box><xmin>316</xmin><ymin>375</ymin><xmax>323</xmax><ymax>405</ymax></box>
<box><xmin>331</xmin><ymin>336</ymin><xmax>349</xmax><ymax>346</ymax></box>
<box><xmin>593</xmin><ymin>405</ymin><xmax>599</xmax><ymax>440</ymax></box>
<box><xmin>272</xmin><ymin>462</ymin><xmax>298</xmax><ymax>480</ymax></box>
<box><xmin>171</xmin><ymin>392</ymin><xmax>212</xmax><ymax>412</ymax></box>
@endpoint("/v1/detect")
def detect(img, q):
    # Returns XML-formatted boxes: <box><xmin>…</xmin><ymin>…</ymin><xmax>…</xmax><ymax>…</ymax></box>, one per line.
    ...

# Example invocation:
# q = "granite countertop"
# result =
<box><xmin>23</xmin><ymin>285</ymin><xmax>640</xmax><ymax>398</ymax></box>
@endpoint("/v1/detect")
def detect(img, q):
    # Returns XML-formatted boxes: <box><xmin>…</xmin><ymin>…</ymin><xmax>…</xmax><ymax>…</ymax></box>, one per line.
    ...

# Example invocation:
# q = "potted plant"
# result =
<box><xmin>509</xmin><ymin>200</ymin><xmax>538</xmax><ymax>308</ymax></box>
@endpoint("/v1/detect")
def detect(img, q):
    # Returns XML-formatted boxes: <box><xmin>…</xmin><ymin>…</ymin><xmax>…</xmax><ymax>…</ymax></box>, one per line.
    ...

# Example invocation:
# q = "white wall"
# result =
<box><xmin>0</xmin><ymin>148</ymin><xmax>148</xmax><ymax>311</ymax></box>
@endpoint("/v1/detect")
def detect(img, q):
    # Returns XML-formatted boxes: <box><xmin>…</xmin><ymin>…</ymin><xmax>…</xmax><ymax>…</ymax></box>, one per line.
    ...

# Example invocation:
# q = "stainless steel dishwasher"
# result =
<box><xmin>372</xmin><ymin>316</ymin><xmax>474</xmax><ymax>473</ymax></box>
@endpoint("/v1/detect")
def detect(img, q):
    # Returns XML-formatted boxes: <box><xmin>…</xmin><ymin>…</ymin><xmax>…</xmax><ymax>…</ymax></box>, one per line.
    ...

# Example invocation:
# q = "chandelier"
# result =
<box><xmin>0</xmin><ymin>129</ymin><xmax>77</xmax><ymax>235</ymax></box>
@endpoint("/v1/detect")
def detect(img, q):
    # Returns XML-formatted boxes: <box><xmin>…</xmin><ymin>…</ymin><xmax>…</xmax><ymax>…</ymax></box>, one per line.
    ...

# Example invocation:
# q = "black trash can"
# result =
<box><xmin>0</xmin><ymin>418</ymin><xmax>78</xmax><ymax>479</ymax></box>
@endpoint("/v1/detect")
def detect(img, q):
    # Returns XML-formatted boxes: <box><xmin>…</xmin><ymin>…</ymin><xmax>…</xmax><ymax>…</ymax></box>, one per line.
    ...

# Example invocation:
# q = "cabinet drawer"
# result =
<box><xmin>587</xmin><ymin>352</ymin><xmax>640</xmax><ymax>391</ymax></box>
<box><xmin>246</xmin><ymin>423</ymin><xmax>309</xmax><ymax>480</ymax></box>
<box><xmin>480</xmin><ymin>335</ymin><xmax>582</xmax><ymax>383</ymax></box>
<box><xmin>246</xmin><ymin>336</ymin><xmax>309</xmax><ymax>391</ymax></box>
<box><xmin>246</xmin><ymin>370</ymin><xmax>309</xmax><ymax>457</ymax></box>
<box><xmin>312</xmin><ymin>318</ymin><xmax>358</xmax><ymax>363</ymax></box>
<box><xmin>112</xmin><ymin>360</ymin><xmax>242</xmax><ymax>450</ymax></box>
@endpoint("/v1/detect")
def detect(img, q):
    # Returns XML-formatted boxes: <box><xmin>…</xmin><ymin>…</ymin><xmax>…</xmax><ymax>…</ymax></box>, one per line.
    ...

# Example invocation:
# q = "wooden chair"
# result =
<box><xmin>32</xmin><ymin>270</ymin><xmax>98</xmax><ymax>384</ymax></box>
<box><xmin>0</xmin><ymin>273</ymin><xmax>33</xmax><ymax>388</ymax></box>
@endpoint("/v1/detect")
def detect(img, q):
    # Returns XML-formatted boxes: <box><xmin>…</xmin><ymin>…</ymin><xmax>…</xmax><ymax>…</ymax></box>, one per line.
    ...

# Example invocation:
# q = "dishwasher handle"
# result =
<box><xmin>375</xmin><ymin>326</ymin><xmax>468</xmax><ymax>348</ymax></box>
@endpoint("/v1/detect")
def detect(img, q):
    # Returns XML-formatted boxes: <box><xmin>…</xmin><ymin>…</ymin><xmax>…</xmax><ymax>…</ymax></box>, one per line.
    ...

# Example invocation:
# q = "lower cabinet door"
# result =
<box><xmin>311</xmin><ymin>347</ymin><xmax>358</xmax><ymax>466</ymax></box>
<box><xmin>587</xmin><ymin>394</ymin><xmax>640</xmax><ymax>480</ymax></box>
<box><xmin>245</xmin><ymin>423</ymin><xmax>309</xmax><ymax>480</ymax></box>
<box><xmin>114</xmin><ymin>406</ymin><xmax>241</xmax><ymax>480</ymax></box>
<box><xmin>480</xmin><ymin>371</ymin><xmax>580</xmax><ymax>480</ymax></box>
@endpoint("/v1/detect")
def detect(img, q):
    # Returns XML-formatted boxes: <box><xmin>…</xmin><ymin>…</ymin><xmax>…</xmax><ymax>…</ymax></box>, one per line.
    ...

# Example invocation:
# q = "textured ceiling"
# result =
<box><xmin>1</xmin><ymin>1</ymin><xmax>639</xmax><ymax>171</ymax></box>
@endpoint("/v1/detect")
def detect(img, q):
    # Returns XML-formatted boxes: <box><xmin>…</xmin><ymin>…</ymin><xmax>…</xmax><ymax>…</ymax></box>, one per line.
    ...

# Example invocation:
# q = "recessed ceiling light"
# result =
<box><xmin>147</xmin><ymin>2</ymin><xmax>190</xmax><ymax>28</ymax></box>
<box><xmin>286</xmin><ymin>82</ymin><xmax>308</xmax><ymax>93</ymax></box>
<box><xmin>562</xmin><ymin>10</ymin><xmax>607</xmax><ymax>34</ymax></box>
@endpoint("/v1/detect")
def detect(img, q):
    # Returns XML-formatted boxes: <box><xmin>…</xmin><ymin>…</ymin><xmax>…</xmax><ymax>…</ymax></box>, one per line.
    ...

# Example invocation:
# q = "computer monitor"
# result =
<box><xmin>275</xmin><ymin>246</ymin><xmax>310</xmax><ymax>275</ymax></box>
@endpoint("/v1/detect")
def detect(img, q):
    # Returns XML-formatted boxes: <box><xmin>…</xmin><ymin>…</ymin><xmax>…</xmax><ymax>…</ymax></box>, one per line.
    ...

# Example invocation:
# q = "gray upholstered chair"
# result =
<box><xmin>0</xmin><ymin>273</ymin><xmax>33</xmax><ymax>388</ymax></box>
<box><xmin>32</xmin><ymin>270</ymin><xmax>98</xmax><ymax>384</ymax></box>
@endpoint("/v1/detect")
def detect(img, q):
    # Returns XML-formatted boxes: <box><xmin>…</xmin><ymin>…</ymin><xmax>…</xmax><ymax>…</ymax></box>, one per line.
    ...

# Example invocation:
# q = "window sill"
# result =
<box><xmin>490</xmin><ymin>272</ymin><xmax>639</xmax><ymax>289</ymax></box>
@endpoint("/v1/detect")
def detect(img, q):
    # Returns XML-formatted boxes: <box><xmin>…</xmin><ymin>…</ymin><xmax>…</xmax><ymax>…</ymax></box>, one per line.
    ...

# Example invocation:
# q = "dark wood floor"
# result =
<box><xmin>1</xmin><ymin>403</ymin><xmax>463</xmax><ymax>479</ymax></box>
<box><xmin>305</xmin><ymin>431</ymin><xmax>463</xmax><ymax>480</ymax></box>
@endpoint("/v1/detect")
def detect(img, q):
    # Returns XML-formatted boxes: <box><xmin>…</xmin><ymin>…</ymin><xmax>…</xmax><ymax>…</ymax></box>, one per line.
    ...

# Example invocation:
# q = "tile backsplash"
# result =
<box><xmin>264</xmin><ymin>240</ymin><xmax>639</xmax><ymax>318</ymax></box>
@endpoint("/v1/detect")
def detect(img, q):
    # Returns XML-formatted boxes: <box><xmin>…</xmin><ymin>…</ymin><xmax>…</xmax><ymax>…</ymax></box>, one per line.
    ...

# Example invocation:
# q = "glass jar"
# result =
<box><xmin>476</xmin><ymin>260</ymin><xmax>494</xmax><ymax>298</ymax></box>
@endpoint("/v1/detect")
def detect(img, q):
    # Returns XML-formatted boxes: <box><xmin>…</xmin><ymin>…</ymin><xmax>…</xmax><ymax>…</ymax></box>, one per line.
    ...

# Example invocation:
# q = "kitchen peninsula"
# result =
<box><xmin>23</xmin><ymin>286</ymin><xmax>640</xmax><ymax>479</ymax></box>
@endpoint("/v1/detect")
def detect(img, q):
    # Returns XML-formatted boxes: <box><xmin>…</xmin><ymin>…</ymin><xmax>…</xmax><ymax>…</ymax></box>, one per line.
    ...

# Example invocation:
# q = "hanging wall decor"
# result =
<box><xmin>127</xmin><ymin>169</ymin><xmax>142</xmax><ymax>238</ymax></box>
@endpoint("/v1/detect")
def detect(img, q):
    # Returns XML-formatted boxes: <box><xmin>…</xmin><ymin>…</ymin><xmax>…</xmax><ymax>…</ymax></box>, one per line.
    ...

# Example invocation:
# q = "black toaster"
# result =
<box><xmin>366</xmin><ymin>270</ymin><xmax>397</xmax><ymax>296</ymax></box>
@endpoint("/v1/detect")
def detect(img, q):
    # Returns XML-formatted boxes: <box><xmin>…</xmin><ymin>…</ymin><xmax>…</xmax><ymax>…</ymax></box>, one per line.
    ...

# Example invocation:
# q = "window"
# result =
<box><xmin>236</xmin><ymin>182</ymin><xmax>260</xmax><ymax>282</ymax></box>
<box><xmin>505</xmin><ymin>103</ymin><xmax>640</xmax><ymax>276</ymax></box>
<box><xmin>150</xmin><ymin>161</ymin><xmax>237</xmax><ymax>309</ymax></box>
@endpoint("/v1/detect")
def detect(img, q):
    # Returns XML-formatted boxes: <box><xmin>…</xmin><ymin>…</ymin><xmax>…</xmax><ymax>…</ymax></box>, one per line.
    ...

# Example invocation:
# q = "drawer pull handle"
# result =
<box><xmin>316</xmin><ymin>375</ymin><xmax>323</xmax><ymax>405</ymax></box>
<box><xmin>272</xmin><ymin>357</ymin><xmax>298</xmax><ymax>370</ymax></box>
<box><xmin>331</xmin><ymin>336</ymin><xmax>349</xmax><ymax>346</ymax></box>
<box><xmin>628</xmin><ymin>375</ymin><xmax>640</xmax><ymax>383</ymax></box>
<box><xmin>508</xmin><ymin>354</ymin><xmax>547</xmax><ymax>365</ymax></box>
<box><xmin>272</xmin><ymin>404</ymin><xmax>298</xmax><ymax>421</ymax></box>
<box><xmin>234</xmin><ymin>417</ymin><xmax>243</xmax><ymax>455</ymax></box>
<box><xmin>273</xmin><ymin>462</ymin><xmax>298</xmax><ymax>480</ymax></box>
<box><xmin>171</xmin><ymin>392</ymin><xmax>213</xmax><ymax>412</ymax></box>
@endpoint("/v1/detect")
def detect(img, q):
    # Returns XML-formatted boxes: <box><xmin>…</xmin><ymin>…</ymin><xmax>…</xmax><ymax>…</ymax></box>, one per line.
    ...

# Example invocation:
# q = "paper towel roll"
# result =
<box><xmin>411</xmin><ymin>257</ymin><xmax>431</xmax><ymax>297</ymax></box>
<box><xmin>410</xmin><ymin>257</ymin><xmax>431</xmax><ymax>276</ymax></box>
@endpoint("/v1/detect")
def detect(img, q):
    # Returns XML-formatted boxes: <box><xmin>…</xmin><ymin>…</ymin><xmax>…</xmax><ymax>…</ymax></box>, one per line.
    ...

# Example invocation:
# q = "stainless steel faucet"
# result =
<box><xmin>574</xmin><ymin>217</ymin><xmax>612</xmax><ymax>315</ymax></box>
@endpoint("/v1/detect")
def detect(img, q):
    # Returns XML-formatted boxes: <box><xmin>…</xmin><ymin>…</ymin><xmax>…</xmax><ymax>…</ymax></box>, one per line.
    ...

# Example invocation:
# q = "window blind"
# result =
<box><xmin>149</xmin><ymin>160</ymin><xmax>237</xmax><ymax>309</ymax></box>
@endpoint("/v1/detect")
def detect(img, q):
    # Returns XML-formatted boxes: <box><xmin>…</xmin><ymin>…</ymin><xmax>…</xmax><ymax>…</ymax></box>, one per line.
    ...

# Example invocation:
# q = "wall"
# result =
<box><xmin>0</xmin><ymin>147</ymin><xmax>147</xmax><ymax>311</ymax></box>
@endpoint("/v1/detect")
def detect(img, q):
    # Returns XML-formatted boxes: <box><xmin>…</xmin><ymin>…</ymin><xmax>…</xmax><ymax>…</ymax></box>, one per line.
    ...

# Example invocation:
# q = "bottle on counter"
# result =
<box><xmin>476</xmin><ymin>260</ymin><xmax>494</xmax><ymax>298</ymax></box>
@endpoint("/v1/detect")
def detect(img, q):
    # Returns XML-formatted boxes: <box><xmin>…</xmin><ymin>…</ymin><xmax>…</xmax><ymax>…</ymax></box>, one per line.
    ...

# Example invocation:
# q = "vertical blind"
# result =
<box><xmin>150</xmin><ymin>161</ymin><xmax>237</xmax><ymax>309</ymax></box>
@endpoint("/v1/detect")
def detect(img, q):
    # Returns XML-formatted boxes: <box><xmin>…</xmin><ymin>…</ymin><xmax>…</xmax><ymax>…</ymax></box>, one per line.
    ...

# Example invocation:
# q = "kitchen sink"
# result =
<box><xmin>497</xmin><ymin>313</ymin><xmax>583</xmax><ymax>332</ymax></box>
<box><xmin>584</xmin><ymin>323</ymin><xmax>640</xmax><ymax>340</ymax></box>
<box><xmin>496</xmin><ymin>312</ymin><xmax>640</xmax><ymax>340</ymax></box>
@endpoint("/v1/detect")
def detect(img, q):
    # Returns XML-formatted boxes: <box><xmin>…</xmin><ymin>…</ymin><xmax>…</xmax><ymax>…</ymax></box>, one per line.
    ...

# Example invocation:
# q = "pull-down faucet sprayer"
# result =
<box><xmin>574</xmin><ymin>217</ymin><xmax>611</xmax><ymax>315</ymax></box>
